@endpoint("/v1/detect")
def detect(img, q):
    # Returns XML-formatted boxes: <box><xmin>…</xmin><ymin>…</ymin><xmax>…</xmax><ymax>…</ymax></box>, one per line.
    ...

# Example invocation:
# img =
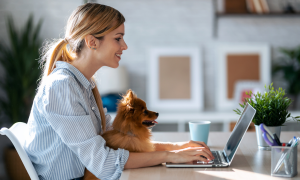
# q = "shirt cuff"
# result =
<box><xmin>114</xmin><ymin>148</ymin><xmax>129</xmax><ymax>179</ymax></box>
<box><xmin>118</xmin><ymin>148</ymin><xmax>130</xmax><ymax>170</ymax></box>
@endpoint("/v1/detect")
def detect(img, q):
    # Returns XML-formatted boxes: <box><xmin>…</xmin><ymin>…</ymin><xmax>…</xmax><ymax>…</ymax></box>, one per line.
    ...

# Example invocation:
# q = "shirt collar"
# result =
<box><xmin>55</xmin><ymin>61</ymin><xmax>95</xmax><ymax>89</ymax></box>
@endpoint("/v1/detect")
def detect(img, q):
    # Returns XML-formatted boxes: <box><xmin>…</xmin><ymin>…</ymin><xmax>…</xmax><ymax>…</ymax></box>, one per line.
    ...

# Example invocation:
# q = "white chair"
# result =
<box><xmin>0</xmin><ymin>122</ymin><xmax>39</xmax><ymax>180</ymax></box>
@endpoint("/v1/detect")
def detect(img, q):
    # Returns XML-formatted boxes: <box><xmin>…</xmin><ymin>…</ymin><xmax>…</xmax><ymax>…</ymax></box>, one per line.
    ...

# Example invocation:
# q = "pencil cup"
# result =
<box><xmin>271</xmin><ymin>144</ymin><xmax>297</xmax><ymax>177</ymax></box>
<box><xmin>189</xmin><ymin>121</ymin><xmax>211</xmax><ymax>144</ymax></box>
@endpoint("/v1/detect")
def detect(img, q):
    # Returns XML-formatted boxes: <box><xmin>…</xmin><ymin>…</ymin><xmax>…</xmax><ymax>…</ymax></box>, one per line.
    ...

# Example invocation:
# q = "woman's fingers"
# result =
<box><xmin>189</xmin><ymin>140</ymin><xmax>210</xmax><ymax>150</ymax></box>
<box><xmin>188</xmin><ymin>148</ymin><xmax>214</xmax><ymax>161</ymax></box>
<box><xmin>169</xmin><ymin>147</ymin><xmax>215</xmax><ymax>163</ymax></box>
<box><xmin>196</xmin><ymin>150</ymin><xmax>214</xmax><ymax>161</ymax></box>
<box><xmin>172</xmin><ymin>147</ymin><xmax>214</xmax><ymax>160</ymax></box>
<box><xmin>186</xmin><ymin>146</ymin><xmax>214</xmax><ymax>160</ymax></box>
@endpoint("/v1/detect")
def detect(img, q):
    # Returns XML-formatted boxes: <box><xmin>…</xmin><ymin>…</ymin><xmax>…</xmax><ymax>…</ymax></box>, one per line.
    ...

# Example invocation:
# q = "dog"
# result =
<box><xmin>83</xmin><ymin>89</ymin><xmax>159</xmax><ymax>180</ymax></box>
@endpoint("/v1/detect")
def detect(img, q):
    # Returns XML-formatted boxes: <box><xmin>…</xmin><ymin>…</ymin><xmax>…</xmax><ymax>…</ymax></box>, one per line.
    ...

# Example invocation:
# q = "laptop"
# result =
<box><xmin>166</xmin><ymin>103</ymin><xmax>256</xmax><ymax>168</ymax></box>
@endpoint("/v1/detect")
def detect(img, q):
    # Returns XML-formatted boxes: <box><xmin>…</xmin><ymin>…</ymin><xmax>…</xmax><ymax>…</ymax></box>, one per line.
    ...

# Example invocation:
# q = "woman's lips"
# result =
<box><xmin>116</xmin><ymin>54</ymin><xmax>121</xmax><ymax>60</ymax></box>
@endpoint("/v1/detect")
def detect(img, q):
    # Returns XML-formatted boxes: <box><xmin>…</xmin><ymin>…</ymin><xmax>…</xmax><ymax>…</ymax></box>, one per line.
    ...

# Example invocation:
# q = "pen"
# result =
<box><xmin>273</xmin><ymin>134</ymin><xmax>282</xmax><ymax>146</ymax></box>
<box><xmin>287</xmin><ymin>138</ymin><xmax>294</xmax><ymax>147</ymax></box>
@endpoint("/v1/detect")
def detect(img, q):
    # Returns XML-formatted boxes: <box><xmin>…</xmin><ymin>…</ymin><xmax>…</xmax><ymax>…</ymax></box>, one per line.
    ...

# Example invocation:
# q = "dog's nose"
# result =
<box><xmin>156</xmin><ymin>112</ymin><xmax>159</xmax><ymax>117</ymax></box>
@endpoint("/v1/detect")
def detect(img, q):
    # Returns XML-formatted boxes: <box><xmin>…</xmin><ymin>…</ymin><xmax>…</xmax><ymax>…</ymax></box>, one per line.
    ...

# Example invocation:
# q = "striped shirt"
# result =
<box><xmin>24</xmin><ymin>61</ymin><xmax>129</xmax><ymax>180</ymax></box>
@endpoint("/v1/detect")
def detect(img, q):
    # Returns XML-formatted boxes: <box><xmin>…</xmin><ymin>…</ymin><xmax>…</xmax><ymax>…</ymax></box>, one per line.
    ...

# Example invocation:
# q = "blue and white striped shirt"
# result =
<box><xmin>25</xmin><ymin>61</ymin><xmax>129</xmax><ymax>180</ymax></box>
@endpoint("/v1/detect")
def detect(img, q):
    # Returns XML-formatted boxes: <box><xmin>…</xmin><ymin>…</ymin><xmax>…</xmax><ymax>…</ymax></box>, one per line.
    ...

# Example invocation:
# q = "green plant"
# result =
<box><xmin>0</xmin><ymin>14</ymin><xmax>42</xmax><ymax>125</ymax></box>
<box><xmin>234</xmin><ymin>83</ymin><xmax>300</xmax><ymax>126</ymax></box>
<box><xmin>273</xmin><ymin>46</ymin><xmax>300</xmax><ymax>107</ymax></box>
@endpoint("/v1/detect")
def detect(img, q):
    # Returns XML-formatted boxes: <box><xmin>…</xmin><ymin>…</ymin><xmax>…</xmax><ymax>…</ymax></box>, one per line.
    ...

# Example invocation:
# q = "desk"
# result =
<box><xmin>110</xmin><ymin>111</ymin><xmax>300</xmax><ymax>132</ymax></box>
<box><xmin>120</xmin><ymin>131</ymin><xmax>300</xmax><ymax>180</ymax></box>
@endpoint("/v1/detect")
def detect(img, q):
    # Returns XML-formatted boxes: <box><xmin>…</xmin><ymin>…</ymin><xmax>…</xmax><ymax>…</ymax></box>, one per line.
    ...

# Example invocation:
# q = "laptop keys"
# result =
<box><xmin>211</xmin><ymin>151</ymin><xmax>221</xmax><ymax>164</ymax></box>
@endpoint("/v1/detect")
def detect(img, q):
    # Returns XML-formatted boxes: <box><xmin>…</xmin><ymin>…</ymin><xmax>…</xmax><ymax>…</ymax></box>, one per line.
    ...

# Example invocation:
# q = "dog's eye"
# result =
<box><xmin>144</xmin><ymin>110</ymin><xmax>148</xmax><ymax>115</ymax></box>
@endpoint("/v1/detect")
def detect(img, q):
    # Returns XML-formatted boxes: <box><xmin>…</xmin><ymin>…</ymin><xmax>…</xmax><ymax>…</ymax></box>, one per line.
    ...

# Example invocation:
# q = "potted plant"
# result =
<box><xmin>272</xmin><ymin>46</ymin><xmax>300</xmax><ymax>110</ymax></box>
<box><xmin>234</xmin><ymin>83</ymin><xmax>300</xmax><ymax>150</ymax></box>
<box><xmin>0</xmin><ymin>14</ymin><xmax>42</xmax><ymax>180</ymax></box>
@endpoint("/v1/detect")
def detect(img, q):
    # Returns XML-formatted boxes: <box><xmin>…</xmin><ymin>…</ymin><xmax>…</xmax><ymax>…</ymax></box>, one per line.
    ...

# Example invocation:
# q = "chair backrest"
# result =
<box><xmin>0</xmin><ymin>122</ymin><xmax>39</xmax><ymax>180</ymax></box>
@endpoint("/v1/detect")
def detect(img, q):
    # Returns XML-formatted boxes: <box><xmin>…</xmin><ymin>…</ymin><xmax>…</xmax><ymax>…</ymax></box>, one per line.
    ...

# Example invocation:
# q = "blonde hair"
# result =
<box><xmin>39</xmin><ymin>3</ymin><xmax>125</xmax><ymax>132</ymax></box>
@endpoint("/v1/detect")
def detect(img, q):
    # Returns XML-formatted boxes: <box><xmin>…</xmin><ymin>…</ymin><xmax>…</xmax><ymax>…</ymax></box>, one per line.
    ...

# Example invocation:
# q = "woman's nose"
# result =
<box><xmin>122</xmin><ymin>40</ymin><xmax>128</xmax><ymax>50</ymax></box>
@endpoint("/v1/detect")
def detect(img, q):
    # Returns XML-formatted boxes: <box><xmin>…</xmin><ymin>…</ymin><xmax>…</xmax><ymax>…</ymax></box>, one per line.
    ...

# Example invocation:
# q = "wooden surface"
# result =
<box><xmin>120</xmin><ymin>131</ymin><xmax>300</xmax><ymax>180</ymax></box>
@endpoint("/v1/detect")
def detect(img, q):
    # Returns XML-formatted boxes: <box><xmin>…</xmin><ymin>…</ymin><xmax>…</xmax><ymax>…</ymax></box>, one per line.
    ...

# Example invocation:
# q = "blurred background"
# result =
<box><xmin>0</xmin><ymin>0</ymin><xmax>300</xmax><ymax>179</ymax></box>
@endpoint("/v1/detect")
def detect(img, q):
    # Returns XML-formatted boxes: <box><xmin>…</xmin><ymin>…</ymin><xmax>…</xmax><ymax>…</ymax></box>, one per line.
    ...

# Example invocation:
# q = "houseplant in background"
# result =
<box><xmin>273</xmin><ymin>46</ymin><xmax>300</xmax><ymax>110</ymax></box>
<box><xmin>0</xmin><ymin>14</ymin><xmax>42</xmax><ymax>180</ymax></box>
<box><xmin>234</xmin><ymin>83</ymin><xmax>300</xmax><ymax>150</ymax></box>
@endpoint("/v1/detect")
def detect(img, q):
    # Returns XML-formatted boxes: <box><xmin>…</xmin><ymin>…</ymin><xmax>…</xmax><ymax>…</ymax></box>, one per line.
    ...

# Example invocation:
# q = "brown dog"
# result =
<box><xmin>84</xmin><ymin>89</ymin><xmax>159</xmax><ymax>180</ymax></box>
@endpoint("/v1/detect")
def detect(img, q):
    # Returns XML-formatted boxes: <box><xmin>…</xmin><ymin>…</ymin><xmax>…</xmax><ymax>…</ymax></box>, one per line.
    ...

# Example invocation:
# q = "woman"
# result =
<box><xmin>25</xmin><ymin>3</ymin><xmax>214</xmax><ymax>180</ymax></box>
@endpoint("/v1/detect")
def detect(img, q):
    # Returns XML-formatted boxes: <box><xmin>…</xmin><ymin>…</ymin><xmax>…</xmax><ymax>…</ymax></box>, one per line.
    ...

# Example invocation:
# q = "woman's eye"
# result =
<box><xmin>116</xmin><ymin>38</ymin><xmax>121</xmax><ymax>41</ymax></box>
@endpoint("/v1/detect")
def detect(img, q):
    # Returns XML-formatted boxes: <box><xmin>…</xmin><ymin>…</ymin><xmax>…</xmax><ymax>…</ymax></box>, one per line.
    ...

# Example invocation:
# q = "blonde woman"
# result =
<box><xmin>24</xmin><ymin>3</ymin><xmax>214</xmax><ymax>180</ymax></box>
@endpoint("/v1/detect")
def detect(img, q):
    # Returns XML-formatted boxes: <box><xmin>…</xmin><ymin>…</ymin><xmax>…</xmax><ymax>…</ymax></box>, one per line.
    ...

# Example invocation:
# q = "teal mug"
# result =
<box><xmin>189</xmin><ymin>121</ymin><xmax>211</xmax><ymax>144</ymax></box>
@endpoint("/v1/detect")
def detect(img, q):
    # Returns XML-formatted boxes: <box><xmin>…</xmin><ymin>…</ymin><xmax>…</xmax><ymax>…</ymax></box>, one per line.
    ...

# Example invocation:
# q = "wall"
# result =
<box><xmin>1</xmin><ymin>0</ymin><xmax>300</xmax><ymax>110</ymax></box>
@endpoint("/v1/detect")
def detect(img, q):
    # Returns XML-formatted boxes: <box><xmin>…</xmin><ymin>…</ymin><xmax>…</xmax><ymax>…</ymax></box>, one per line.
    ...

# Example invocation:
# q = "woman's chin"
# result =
<box><xmin>109</xmin><ymin>63</ymin><xmax>119</xmax><ymax>69</ymax></box>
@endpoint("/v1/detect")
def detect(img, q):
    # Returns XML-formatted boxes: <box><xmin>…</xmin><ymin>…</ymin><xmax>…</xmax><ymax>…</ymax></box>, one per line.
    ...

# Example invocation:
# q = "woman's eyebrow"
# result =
<box><xmin>115</xmin><ymin>33</ymin><xmax>124</xmax><ymax>36</ymax></box>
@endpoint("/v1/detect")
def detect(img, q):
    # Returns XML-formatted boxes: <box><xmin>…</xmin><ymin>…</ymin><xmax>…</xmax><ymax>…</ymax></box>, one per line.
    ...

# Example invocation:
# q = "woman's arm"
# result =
<box><xmin>152</xmin><ymin>140</ymin><xmax>211</xmax><ymax>151</ymax></box>
<box><xmin>152</xmin><ymin>141</ymin><xmax>175</xmax><ymax>151</ymax></box>
<box><xmin>124</xmin><ymin>146</ymin><xmax>214</xmax><ymax>169</ymax></box>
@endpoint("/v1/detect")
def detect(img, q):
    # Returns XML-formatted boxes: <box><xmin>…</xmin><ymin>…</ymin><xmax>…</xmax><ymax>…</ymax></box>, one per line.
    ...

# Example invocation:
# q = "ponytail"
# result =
<box><xmin>46</xmin><ymin>39</ymin><xmax>73</xmax><ymax>75</ymax></box>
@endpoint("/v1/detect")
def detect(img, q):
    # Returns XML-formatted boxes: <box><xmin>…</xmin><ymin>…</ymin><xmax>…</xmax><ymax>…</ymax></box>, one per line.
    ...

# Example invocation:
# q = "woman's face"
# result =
<box><xmin>95</xmin><ymin>23</ymin><xmax>127</xmax><ymax>68</ymax></box>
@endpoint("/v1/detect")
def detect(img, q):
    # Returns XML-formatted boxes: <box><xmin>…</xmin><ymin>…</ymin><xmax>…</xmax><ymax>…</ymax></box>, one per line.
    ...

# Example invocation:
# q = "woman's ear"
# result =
<box><xmin>84</xmin><ymin>35</ymin><xmax>98</xmax><ymax>49</ymax></box>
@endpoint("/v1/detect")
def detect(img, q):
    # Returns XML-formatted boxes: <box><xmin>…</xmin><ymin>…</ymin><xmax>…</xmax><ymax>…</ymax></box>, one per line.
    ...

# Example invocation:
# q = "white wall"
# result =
<box><xmin>0</xmin><ymin>0</ymin><xmax>300</xmax><ymax>110</ymax></box>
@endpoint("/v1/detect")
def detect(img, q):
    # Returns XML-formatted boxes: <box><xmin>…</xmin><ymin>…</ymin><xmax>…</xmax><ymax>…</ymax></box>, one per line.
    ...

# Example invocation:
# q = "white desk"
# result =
<box><xmin>120</xmin><ymin>131</ymin><xmax>300</xmax><ymax>180</ymax></box>
<box><xmin>109</xmin><ymin>111</ymin><xmax>300</xmax><ymax>132</ymax></box>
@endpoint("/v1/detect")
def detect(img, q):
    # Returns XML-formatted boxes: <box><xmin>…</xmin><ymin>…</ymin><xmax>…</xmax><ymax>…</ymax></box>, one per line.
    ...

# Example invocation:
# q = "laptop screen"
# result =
<box><xmin>223</xmin><ymin>103</ymin><xmax>256</xmax><ymax>164</ymax></box>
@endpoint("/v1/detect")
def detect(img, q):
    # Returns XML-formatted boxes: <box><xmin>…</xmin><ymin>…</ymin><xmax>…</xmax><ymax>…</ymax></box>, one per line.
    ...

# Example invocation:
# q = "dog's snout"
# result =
<box><xmin>155</xmin><ymin>112</ymin><xmax>159</xmax><ymax>117</ymax></box>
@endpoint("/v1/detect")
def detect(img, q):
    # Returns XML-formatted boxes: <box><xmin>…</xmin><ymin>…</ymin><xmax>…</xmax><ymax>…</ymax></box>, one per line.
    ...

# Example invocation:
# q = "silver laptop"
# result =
<box><xmin>166</xmin><ymin>103</ymin><xmax>256</xmax><ymax>168</ymax></box>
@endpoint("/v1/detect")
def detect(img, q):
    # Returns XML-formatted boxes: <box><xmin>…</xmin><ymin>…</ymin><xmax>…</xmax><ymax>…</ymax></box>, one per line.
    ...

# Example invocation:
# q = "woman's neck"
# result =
<box><xmin>71</xmin><ymin>53</ymin><xmax>101</xmax><ymax>80</ymax></box>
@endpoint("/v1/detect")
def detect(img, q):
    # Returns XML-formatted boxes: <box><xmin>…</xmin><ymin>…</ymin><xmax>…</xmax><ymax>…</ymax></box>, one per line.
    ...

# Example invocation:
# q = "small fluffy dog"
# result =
<box><xmin>84</xmin><ymin>89</ymin><xmax>159</xmax><ymax>180</ymax></box>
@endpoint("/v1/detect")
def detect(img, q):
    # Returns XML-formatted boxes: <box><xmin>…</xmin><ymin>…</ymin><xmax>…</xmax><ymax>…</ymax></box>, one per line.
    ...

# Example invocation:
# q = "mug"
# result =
<box><xmin>189</xmin><ymin>121</ymin><xmax>211</xmax><ymax>144</ymax></box>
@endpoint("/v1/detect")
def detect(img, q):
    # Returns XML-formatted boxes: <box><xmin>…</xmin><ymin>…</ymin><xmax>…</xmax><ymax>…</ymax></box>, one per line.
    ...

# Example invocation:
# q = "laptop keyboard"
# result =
<box><xmin>212</xmin><ymin>151</ymin><xmax>221</xmax><ymax>164</ymax></box>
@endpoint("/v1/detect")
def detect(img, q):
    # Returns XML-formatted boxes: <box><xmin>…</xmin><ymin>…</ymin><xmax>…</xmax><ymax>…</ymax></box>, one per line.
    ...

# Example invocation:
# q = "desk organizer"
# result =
<box><xmin>271</xmin><ymin>145</ymin><xmax>297</xmax><ymax>177</ymax></box>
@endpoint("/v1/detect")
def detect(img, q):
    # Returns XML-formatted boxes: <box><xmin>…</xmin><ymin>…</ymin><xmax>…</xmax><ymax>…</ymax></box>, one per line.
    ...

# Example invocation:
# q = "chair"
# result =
<box><xmin>0</xmin><ymin>122</ymin><xmax>39</xmax><ymax>180</ymax></box>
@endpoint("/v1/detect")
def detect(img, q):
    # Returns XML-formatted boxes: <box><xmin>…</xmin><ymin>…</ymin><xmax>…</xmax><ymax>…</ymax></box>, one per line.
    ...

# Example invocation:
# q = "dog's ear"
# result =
<box><xmin>124</xmin><ymin>89</ymin><xmax>135</xmax><ymax>105</ymax></box>
<box><xmin>126</xmin><ymin>104</ymin><xmax>135</xmax><ymax>113</ymax></box>
<box><xmin>125</xmin><ymin>89</ymin><xmax>134</xmax><ymax>99</ymax></box>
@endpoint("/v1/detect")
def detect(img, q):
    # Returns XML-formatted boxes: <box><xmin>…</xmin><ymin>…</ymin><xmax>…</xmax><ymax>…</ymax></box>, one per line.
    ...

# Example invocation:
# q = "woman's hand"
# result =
<box><xmin>166</xmin><ymin>147</ymin><xmax>214</xmax><ymax>163</ymax></box>
<box><xmin>173</xmin><ymin>140</ymin><xmax>210</xmax><ymax>151</ymax></box>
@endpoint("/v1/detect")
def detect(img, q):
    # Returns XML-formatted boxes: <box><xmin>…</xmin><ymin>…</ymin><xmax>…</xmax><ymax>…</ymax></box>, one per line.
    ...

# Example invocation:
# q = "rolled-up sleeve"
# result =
<box><xmin>43</xmin><ymin>77</ymin><xmax>129</xmax><ymax>179</ymax></box>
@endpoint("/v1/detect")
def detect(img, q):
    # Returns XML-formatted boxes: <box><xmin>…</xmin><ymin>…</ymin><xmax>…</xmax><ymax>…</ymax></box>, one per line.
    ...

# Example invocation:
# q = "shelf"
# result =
<box><xmin>212</xmin><ymin>0</ymin><xmax>300</xmax><ymax>38</ymax></box>
<box><xmin>216</xmin><ymin>13</ymin><xmax>300</xmax><ymax>18</ymax></box>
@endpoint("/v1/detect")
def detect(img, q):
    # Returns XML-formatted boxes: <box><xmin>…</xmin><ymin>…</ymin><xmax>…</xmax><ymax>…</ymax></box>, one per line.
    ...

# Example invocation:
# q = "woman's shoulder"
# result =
<box><xmin>41</xmin><ymin>68</ymin><xmax>82</xmax><ymax>93</ymax></box>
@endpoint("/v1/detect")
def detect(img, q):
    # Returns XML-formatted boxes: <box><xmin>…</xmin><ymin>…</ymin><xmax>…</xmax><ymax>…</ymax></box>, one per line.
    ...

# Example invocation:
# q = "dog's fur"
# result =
<box><xmin>83</xmin><ymin>89</ymin><xmax>159</xmax><ymax>180</ymax></box>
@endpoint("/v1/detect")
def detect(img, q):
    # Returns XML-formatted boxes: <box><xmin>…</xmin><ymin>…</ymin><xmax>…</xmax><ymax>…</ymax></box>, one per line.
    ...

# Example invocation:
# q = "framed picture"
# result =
<box><xmin>147</xmin><ymin>47</ymin><xmax>203</xmax><ymax>112</ymax></box>
<box><xmin>233</xmin><ymin>81</ymin><xmax>264</xmax><ymax>108</ymax></box>
<box><xmin>216</xmin><ymin>43</ymin><xmax>270</xmax><ymax>111</ymax></box>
